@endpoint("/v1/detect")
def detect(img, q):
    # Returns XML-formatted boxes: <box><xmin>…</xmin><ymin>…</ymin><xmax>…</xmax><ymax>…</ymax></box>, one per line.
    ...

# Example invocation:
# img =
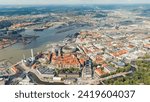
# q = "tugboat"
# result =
<box><xmin>33</xmin><ymin>26</ymin><xmax>48</xmax><ymax>31</ymax></box>
<box><xmin>33</xmin><ymin>28</ymin><xmax>44</xmax><ymax>31</ymax></box>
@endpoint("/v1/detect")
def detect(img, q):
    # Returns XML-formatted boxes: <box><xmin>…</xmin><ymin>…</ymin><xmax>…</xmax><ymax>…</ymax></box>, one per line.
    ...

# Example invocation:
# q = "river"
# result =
<box><xmin>0</xmin><ymin>26</ymin><xmax>88</xmax><ymax>64</ymax></box>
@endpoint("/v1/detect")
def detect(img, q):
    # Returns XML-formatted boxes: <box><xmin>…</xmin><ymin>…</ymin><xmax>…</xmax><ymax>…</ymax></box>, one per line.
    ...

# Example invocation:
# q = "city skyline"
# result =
<box><xmin>0</xmin><ymin>0</ymin><xmax>150</xmax><ymax>5</ymax></box>
<box><xmin>0</xmin><ymin>1</ymin><xmax>150</xmax><ymax>85</ymax></box>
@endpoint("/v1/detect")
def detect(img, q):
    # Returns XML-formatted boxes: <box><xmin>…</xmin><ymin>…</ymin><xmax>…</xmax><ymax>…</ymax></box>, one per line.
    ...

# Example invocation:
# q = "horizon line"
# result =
<box><xmin>0</xmin><ymin>3</ymin><xmax>150</xmax><ymax>6</ymax></box>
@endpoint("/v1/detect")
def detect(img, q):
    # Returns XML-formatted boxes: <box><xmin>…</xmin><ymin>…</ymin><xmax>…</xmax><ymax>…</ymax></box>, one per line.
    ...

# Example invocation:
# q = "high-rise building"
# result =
<box><xmin>82</xmin><ymin>59</ymin><xmax>94</xmax><ymax>79</ymax></box>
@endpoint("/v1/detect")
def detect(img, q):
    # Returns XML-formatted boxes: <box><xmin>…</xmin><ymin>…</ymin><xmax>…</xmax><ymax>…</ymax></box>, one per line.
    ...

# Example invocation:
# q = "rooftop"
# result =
<box><xmin>111</xmin><ymin>49</ymin><xmax>128</xmax><ymax>57</ymax></box>
<box><xmin>95</xmin><ymin>68</ymin><xmax>106</xmax><ymax>76</ymax></box>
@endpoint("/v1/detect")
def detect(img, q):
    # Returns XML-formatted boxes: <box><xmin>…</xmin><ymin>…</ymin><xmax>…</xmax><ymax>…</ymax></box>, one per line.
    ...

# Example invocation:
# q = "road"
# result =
<box><xmin>99</xmin><ymin>71</ymin><xmax>133</xmax><ymax>81</ymax></box>
<box><xmin>18</xmin><ymin>62</ymin><xmax>54</xmax><ymax>83</ymax></box>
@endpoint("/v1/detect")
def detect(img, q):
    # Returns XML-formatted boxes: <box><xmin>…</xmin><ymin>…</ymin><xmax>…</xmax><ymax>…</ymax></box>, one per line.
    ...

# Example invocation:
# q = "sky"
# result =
<box><xmin>0</xmin><ymin>0</ymin><xmax>150</xmax><ymax>5</ymax></box>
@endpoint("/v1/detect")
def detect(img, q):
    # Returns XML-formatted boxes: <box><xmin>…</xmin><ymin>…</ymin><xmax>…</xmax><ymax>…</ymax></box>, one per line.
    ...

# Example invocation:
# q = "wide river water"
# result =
<box><xmin>0</xmin><ymin>26</ymin><xmax>87</xmax><ymax>64</ymax></box>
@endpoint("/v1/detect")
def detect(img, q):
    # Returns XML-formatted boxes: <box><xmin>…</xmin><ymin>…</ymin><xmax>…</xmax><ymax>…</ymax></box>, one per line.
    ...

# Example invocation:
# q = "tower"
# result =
<box><xmin>31</xmin><ymin>49</ymin><xmax>34</xmax><ymax>58</ymax></box>
<box><xmin>82</xmin><ymin>59</ymin><xmax>94</xmax><ymax>79</ymax></box>
<box><xmin>23</xmin><ymin>54</ymin><xmax>26</xmax><ymax>60</ymax></box>
<box><xmin>30</xmin><ymin>49</ymin><xmax>35</xmax><ymax>63</ymax></box>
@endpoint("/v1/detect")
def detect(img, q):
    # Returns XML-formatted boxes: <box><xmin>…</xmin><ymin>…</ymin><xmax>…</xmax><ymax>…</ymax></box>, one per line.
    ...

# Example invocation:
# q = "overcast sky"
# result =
<box><xmin>0</xmin><ymin>0</ymin><xmax>149</xmax><ymax>5</ymax></box>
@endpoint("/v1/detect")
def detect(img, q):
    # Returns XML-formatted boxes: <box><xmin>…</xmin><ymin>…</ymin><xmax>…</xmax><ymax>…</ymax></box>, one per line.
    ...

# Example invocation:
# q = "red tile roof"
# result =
<box><xmin>95</xmin><ymin>68</ymin><xmax>106</xmax><ymax>76</ymax></box>
<box><xmin>52</xmin><ymin>53</ymin><xmax>80</xmax><ymax>68</ymax></box>
<box><xmin>111</xmin><ymin>49</ymin><xmax>128</xmax><ymax>57</ymax></box>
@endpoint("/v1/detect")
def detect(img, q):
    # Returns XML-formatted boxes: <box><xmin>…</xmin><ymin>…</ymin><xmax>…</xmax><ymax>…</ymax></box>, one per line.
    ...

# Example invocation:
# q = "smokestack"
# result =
<box><xmin>23</xmin><ymin>54</ymin><xmax>26</xmax><ymax>59</ymax></box>
<box><xmin>31</xmin><ymin>49</ymin><xmax>34</xmax><ymax>58</ymax></box>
